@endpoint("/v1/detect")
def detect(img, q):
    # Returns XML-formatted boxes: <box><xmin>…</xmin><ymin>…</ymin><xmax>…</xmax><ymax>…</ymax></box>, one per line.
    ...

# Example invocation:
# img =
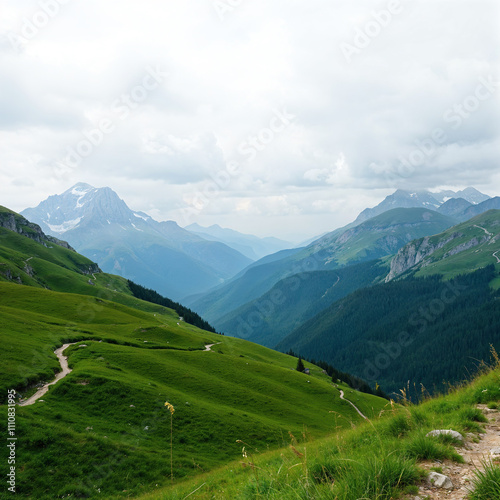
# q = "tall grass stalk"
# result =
<box><xmin>165</xmin><ymin>401</ymin><xmax>175</xmax><ymax>482</ymax></box>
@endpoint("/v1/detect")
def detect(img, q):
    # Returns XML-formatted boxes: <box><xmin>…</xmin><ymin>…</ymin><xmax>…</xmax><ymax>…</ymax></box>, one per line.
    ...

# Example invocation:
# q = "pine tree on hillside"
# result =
<box><xmin>296</xmin><ymin>357</ymin><xmax>305</xmax><ymax>372</ymax></box>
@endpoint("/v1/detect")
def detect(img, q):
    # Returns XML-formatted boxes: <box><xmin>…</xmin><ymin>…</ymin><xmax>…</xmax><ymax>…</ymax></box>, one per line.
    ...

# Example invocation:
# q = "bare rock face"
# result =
<box><xmin>385</xmin><ymin>236</ymin><xmax>433</xmax><ymax>281</ymax></box>
<box><xmin>23</xmin><ymin>264</ymin><xmax>34</xmax><ymax>277</ymax></box>
<box><xmin>427</xmin><ymin>471</ymin><xmax>454</xmax><ymax>489</ymax></box>
<box><xmin>385</xmin><ymin>231</ymin><xmax>469</xmax><ymax>281</ymax></box>
<box><xmin>443</xmin><ymin>236</ymin><xmax>488</xmax><ymax>258</ymax></box>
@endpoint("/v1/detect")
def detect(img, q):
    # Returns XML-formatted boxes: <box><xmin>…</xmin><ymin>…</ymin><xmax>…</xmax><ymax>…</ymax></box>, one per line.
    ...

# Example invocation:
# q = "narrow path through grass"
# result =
<box><xmin>18</xmin><ymin>342</ymin><xmax>77</xmax><ymax>406</ymax></box>
<box><xmin>338</xmin><ymin>387</ymin><xmax>368</xmax><ymax>420</ymax></box>
<box><xmin>18</xmin><ymin>341</ymin><xmax>221</xmax><ymax>406</ymax></box>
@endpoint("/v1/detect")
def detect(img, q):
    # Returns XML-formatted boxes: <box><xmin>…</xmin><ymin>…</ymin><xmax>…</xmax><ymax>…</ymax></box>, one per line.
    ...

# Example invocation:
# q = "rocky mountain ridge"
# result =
<box><xmin>0</xmin><ymin>207</ymin><xmax>75</xmax><ymax>251</ymax></box>
<box><xmin>355</xmin><ymin>187</ymin><xmax>490</xmax><ymax>224</ymax></box>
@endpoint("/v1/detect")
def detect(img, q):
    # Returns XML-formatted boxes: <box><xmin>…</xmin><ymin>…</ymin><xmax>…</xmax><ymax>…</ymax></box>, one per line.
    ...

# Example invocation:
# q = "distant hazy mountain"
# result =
<box><xmin>432</xmin><ymin>187</ymin><xmax>491</xmax><ymax>205</ymax></box>
<box><xmin>437</xmin><ymin>196</ymin><xmax>500</xmax><ymax>222</ymax></box>
<box><xmin>355</xmin><ymin>187</ymin><xmax>489</xmax><ymax>224</ymax></box>
<box><xmin>437</xmin><ymin>197</ymin><xmax>473</xmax><ymax>217</ymax></box>
<box><xmin>185</xmin><ymin>223</ymin><xmax>291</xmax><ymax>261</ymax></box>
<box><xmin>460</xmin><ymin>197</ymin><xmax>500</xmax><ymax>221</ymax></box>
<box><xmin>21</xmin><ymin>183</ymin><xmax>252</xmax><ymax>300</ymax></box>
<box><xmin>189</xmin><ymin>207</ymin><xmax>457</xmax><ymax>324</ymax></box>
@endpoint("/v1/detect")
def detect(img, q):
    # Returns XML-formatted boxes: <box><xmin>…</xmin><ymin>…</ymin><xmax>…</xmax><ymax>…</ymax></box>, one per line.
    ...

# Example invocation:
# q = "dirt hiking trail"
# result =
<box><xmin>411</xmin><ymin>404</ymin><xmax>500</xmax><ymax>499</ymax></box>
<box><xmin>18</xmin><ymin>342</ymin><xmax>78</xmax><ymax>406</ymax></box>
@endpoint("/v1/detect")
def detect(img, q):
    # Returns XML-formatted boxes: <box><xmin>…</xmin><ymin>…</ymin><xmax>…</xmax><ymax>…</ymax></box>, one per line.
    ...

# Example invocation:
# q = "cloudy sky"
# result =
<box><xmin>0</xmin><ymin>0</ymin><xmax>499</xmax><ymax>240</ymax></box>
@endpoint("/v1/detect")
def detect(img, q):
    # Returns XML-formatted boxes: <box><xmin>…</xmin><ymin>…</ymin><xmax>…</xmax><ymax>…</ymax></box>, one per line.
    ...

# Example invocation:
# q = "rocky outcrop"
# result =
<box><xmin>81</xmin><ymin>264</ymin><xmax>101</xmax><ymax>275</ymax></box>
<box><xmin>46</xmin><ymin>235</ymin><xmax>74</xmax><ymax>250</ymax></box>
<box><xmin>0</xmin><ymin>208</ymin><xmax>76</xmax><ymax>252</ymax></box>
<box><xmin>443</xmin><ymin>236</ymin><xmax>487</xmax><ymax>258</ymax></box>
<box><xmin>385</xmin><ymin>232</ymin><xmax>465</xmax><ymax>282</ymax></box>
<box><xmin>23</xmin><ymin>263</ymin><xmax>34</xmax><ymax>278</ymax></box>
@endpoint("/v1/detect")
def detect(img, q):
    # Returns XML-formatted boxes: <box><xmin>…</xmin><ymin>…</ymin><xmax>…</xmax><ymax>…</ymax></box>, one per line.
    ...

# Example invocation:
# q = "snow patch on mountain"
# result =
<box><xmin>47</xmin><ymin>217</ymin><xmax>82</xmax><ymax>234</ymax></box>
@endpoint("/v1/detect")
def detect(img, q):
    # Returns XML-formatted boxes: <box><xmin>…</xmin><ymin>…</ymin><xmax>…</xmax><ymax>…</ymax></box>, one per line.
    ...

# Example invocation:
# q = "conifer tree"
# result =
<box><xmin>296</xmin><ymin>356</ymin><xmax>305</xmax><ymax>372</ymax></box>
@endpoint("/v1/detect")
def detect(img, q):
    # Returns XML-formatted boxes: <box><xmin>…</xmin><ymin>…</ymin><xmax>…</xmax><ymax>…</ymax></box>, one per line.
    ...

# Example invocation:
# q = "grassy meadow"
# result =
<box><xmin>0</xmin><ymin>281</ymin><xmax>386</xmax><ymax>499</ymax></box>
<box><xmin>137</xmin><ymin>361</ymin><xmax>500</xmax><ymax>500</ymax></box>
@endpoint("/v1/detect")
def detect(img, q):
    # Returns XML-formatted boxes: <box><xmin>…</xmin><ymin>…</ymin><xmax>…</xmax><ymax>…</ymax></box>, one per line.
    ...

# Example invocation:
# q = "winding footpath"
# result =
<box><xmin>474</xmin><ymin>224</ymin><xmax>493</xmax><ymax>237</ymax></box>
<box><xmin>339</xmin><ymin>388</ymin><xmax>368</xmax><ymax>420</ymax></box>
<box><xmin>203</xmin><ymin>343</ymin><xmax>221</xmax><ymax>352</ymax></box>
<box><xmin>18</xmin><ymin>342</ymin><xmax>78</xmax><ymax>406</ymax></box>
<box><xmin>321</xmin><ymin>275</ymin><xmax>341</xmax><ymax>299</ymax></box>
<box><xmin>493</xmin><ymin>250</ymin><xmax>500</xmax><ymax>264</ymax></box>
<box><xmin>18</xmin><ymin>342</ymin><xmax>221</xmax><ymax>406</ymax></box>
<box><xmin>471</xmin><ymin>225</ymin><xmax>500</xmax><ymax>265</ymax></box>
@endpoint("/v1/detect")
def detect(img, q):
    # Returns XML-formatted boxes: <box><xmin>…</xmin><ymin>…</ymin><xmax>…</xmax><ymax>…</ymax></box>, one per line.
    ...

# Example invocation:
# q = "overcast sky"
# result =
<box><xmin>0</xmin><ymin>0</ymin><xmax>499</xmax><ymax>240</ymax></box>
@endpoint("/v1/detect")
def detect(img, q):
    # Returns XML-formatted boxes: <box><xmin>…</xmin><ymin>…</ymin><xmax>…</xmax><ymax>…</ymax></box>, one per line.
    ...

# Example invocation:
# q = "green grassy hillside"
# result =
<box><xmin>137</xmin><ymin>361</ymin><xmax>500</xmax><ymax>500</ymax></box>
<box><xmin>0</xmin><ymin>222</ymin><xmax>119</xmax><ymax>295</ymax></box>
<box><xmin>0</xmin><ymin>283</ymin><xmax>386</xmax><ymax>499</ymax></box>
<box><xmin>304</xmin><ymin>207</ymin><xmax>456</xmax><ymax>267</ymax></box>
<box><xmin>414</xmin><ymin>210</ymin><xmax>500</xmax><ymax>280</ymax></box>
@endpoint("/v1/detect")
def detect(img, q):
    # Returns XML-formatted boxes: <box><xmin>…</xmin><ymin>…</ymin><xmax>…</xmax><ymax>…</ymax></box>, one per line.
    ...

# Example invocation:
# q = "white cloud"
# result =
<box><xmin>0</xmin><ymin>0</ymin><xmax>498</xmax><ymax>238</ymax></box>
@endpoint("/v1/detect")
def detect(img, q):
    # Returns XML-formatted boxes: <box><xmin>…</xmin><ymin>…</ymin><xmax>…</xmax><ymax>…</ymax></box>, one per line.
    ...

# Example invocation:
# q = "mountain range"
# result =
<box><xmin>276</xmin><ymin>209</ymin><xmax>500</xmax><ymax>395</ymax></box>
<box><xmin>187</xmin><ymin>188</ymin><xmax>500</xmax><ymax>340</ymax></box>
<box><xmin>187</xmin><ymin>207</ymin><xmax>457</xmax><ymax>329</ymax></box>
<box><xmin>21</xmin><ymin>183</ymin><xmax>499</xmax><ymax>347</ymax></box>
<box><xmin>21</xmin><ymin>183</ymin><xmax>253</xmax><ymax>300</ymax></box>
<box><xmin>355</xmin><ymin>187</ymin><xmax>490</xmax><ymax>223</ymax></box>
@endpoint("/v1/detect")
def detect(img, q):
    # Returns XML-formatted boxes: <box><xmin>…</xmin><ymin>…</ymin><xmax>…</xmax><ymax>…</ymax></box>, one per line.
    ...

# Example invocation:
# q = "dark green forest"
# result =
<box><xmin>127</xmin><ymin>279</ymin><xmax>217</xmax><ymax>333</ymax></box>
<box><xmin>218</xmin><ymin>259</ymin><xmax>389</xmax><ymax>347</ymax></box>
<box><xmin>278</xmin><ymin>266</ymin><xmax>500</xmax><ymax>398</ymax></box>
